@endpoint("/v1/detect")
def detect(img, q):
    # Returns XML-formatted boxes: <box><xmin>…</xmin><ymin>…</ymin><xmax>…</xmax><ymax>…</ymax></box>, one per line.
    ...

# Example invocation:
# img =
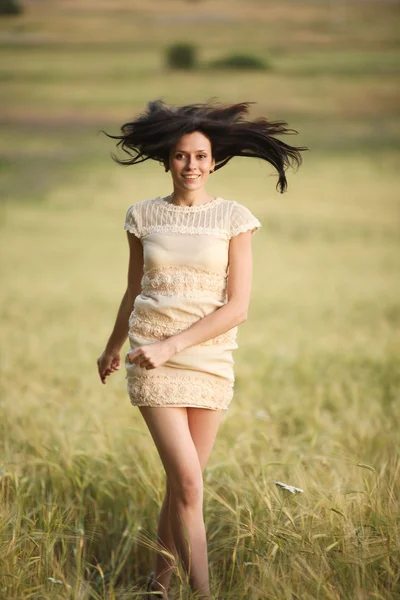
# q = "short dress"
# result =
<box><xmin>123</xmin><ymin>195</ymin><xmax>262</xmax><ymax>411</ymax></box>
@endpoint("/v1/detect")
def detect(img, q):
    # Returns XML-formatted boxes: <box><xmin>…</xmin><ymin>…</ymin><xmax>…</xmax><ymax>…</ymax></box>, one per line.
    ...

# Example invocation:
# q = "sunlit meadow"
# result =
<box><xmin>1</xmin><ymin>1</ymin><xmax>399</xmax><ymax>598</ymax></box>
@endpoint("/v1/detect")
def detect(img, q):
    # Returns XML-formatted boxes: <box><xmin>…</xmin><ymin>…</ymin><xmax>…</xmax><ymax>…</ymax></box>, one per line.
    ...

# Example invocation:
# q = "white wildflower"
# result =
<box><xmin>275</xmin><ymin>481</ymin><xmax>304</xmax><ymax>494</ymax></box>
<box><xmin>48</xmin><ymin>578</ymin><xmax>63</xmax><ymax>585</ymax></box>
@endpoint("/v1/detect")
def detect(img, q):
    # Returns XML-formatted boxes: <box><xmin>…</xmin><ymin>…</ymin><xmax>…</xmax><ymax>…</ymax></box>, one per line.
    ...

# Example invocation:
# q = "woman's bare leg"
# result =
<box><xmin>152</xmin><ymin>480</ymin><xmax>177</xmax><ymax>597</ymax></box>
<box><xmin>186</xmin><ymin>407</ymin><xmax>224</xmax><ymax>473</ymax></box>
<box><xmin>139</xmin><ymin>406</ymin><xmax>224</xmax><ymax>598</ymax></box>
<box><xmin>151</xmin><ymin>408</ymin><xmax>224</xmax><ymax>596</ymax></box>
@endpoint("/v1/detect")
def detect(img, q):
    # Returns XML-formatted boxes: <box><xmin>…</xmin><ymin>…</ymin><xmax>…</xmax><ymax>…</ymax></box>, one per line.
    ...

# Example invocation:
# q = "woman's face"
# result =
<box><xmin>168</xmin><ymin>131</ymin><xmax>215</xmax><ymax>194</ymax></box>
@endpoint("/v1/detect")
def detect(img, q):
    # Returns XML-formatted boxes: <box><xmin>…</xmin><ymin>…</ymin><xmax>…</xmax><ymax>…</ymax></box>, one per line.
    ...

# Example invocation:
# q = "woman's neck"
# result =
<box><xmin>168</xmin><ymin>191</ymin><xmax>215</xmax><ymax>207</ymax></box>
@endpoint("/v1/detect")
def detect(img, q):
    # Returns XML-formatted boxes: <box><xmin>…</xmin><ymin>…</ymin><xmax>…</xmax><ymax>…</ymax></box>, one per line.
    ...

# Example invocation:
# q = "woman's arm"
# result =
<box><xmin>97</xmin><ymin>232</ymin><xmax>143</xmax><ymax>383</ymax></box>
<box><xmin>128</xmin><ymin>230</ymin><xmax>254</xmax><ymax>369</ymax></box>
<box><xmin>105</xmin><ymin>233</ymin><xmax>144</xmax><ymax>353</ymax></box>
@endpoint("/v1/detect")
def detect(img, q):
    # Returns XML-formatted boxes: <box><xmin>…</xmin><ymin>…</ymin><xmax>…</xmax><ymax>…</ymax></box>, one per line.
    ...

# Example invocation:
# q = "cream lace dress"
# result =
<box><xmin>123</xmin><ymin>195</ymin><xmax>262</xmax><ymax>411</ymax></box>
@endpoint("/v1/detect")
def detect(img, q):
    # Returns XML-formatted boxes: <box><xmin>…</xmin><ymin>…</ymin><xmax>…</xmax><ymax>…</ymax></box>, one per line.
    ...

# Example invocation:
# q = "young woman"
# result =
<box><xmin>97</xmin><ymin>99</ymin><xmax>307</xmax><ymax>599</ymax></box>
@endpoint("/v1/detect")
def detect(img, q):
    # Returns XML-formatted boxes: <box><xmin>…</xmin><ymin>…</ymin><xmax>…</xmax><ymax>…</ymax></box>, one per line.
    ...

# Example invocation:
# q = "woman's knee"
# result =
<box><xmin>168</xmin><ymin>472</ymin><xmax>203</xmax><ymax>507</ymax></box>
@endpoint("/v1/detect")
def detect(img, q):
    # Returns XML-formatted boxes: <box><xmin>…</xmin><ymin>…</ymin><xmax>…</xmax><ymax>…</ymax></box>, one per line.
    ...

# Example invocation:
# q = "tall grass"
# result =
<box><xmin>1</xmin><ymin>1</ymin><xmax>399</xmax><ymax>598</ymax></box>
<box><xmin>1</xmin><ymin>153</ymin><xmax>399</xmax><ymax>598</ymax></box>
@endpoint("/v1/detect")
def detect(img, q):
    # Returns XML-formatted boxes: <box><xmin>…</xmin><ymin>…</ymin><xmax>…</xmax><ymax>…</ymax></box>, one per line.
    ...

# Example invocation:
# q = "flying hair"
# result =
<box><xmin>102</xmin><ymin>98</ymin><xmax>309</xmax><ymax>193</ymax></box>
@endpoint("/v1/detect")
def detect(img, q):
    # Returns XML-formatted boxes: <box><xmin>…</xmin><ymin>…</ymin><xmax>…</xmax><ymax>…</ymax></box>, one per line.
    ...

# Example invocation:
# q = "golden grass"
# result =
<box><xmin>1</xmin><ymin>0</ymin><xmax>400</xmax><ymax>597</ymax></box>
<box><xmin>1</xmin><ymin>152</ymin><xmax>399</xmax><ymax>598</ymax></box>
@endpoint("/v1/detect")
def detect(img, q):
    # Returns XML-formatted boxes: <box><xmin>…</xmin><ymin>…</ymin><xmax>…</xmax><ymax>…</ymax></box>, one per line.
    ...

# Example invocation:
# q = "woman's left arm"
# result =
<box><xmin>167</xmin><ymin>230</ymin><xmax>253</xmax><ymax>353</ymax></box>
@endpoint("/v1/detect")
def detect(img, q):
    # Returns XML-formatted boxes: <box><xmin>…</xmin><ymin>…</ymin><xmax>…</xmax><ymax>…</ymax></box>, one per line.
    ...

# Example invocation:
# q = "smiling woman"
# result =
<box><xmin>97</xmin><ymin>98</ymin><xmax>307</xmax><ymax>599</ymax></box>
<box><xmin>167</xmin><ymin>130</ymin><xmax>216</xmax><ymax>202</ymax></box>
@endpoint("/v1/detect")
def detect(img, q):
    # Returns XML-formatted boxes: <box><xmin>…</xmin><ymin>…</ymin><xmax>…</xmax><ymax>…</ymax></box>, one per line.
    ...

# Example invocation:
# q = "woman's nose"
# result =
<box><xmin>186</xmin><ymin>156</ymin><xmax>197</xmax><ymax>169</ymax></box>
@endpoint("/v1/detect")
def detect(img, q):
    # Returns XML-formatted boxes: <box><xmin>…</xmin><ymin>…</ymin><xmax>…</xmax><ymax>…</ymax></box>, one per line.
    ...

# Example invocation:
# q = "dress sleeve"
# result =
<box><xmin>229</xmin><ymin>202</ymin><xmax>262</xmax><ymax>239</ymax></box>
<box><xmin>124</xmin><ymin>203</ymin><xmax>142</xmax><ymax>238</ymax></box>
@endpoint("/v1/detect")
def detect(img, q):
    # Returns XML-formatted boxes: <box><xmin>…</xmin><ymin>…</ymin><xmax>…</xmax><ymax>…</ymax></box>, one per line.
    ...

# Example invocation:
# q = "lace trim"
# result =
<box><xmin>140</xmin><ymin>225</ymin><xmax>229</xmax><ymax>238</ymax></box>
<box><xmin>128</xmin><ymin>308</ymin><xmax>237</xmax><ymax>346</ymax></box>
<box><xmin>126</xmin><ymin>373</ymin><xmax>233</xmax><ymax>410</ymax></box>
<box><xmin>230</xmin><ymin>220</ymin><xmax>262</xmax><ymax>238</ymax></box>
<box><xmin>141</xmin><ymin>265</ymin><xmax>227</xmax><ymax>300</ymax></box>
<box><xmin>124</xmin><ymin>203</ymin><xmax>141</xmax><ymax>238</ymax></box>
<box><xmin>124</xmin><ymin>223</ymin><xmax>141</xmax><ymax>237</ymax></box>
<box><xmin>155</xmin><ymin>196</ymin><xmax>223</xmax><ymax>212</ymax></box>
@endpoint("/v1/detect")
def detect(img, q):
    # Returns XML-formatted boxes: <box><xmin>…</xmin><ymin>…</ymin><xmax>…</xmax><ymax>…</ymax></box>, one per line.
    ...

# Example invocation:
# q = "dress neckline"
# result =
<box><xmin>156</xmin><ymin>195</ymin><xmax>223</xmax><ymax>212</ymax></box>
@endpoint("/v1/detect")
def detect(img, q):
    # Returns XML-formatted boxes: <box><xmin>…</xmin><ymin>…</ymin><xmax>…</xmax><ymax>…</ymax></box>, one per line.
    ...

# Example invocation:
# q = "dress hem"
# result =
<box><xmin>130</xmin><ymin>401</ymin><xmax>228</xmax><ymax>411</ymax></box>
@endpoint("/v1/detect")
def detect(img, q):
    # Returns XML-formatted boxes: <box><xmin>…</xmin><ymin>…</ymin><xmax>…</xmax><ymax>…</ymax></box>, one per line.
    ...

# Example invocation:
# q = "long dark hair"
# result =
<box><xmin>102</xmin><ymin>98</ymin><xmax>308</xmax><ymax>193</ymax></box>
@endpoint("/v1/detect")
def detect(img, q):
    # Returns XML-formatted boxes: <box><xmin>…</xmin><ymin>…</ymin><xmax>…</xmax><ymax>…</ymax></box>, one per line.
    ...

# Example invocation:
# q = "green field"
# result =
<box><xmin>1</xmin><ymin>1</ymin><xmax>400</xmax><ymax>598</ymax></box>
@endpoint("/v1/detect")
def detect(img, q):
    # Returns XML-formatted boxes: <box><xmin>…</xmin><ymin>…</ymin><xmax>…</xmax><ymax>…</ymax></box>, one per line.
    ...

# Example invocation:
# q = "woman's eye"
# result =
<box><xmin>175</xmin><ymin>154</ymin><xmax>206</xmax><ymax>159</ymax></box>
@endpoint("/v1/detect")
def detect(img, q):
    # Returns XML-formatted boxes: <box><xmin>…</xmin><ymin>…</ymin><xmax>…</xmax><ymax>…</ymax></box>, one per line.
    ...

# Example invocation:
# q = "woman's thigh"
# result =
<box><xmin>138</xmin><ymin>406</ymin><xmax>202</xmax><ymax>487</ymax></box>
<box><xmin>186</xmin><ymin>408</ymin><xmax>224</xmax><ymax>472</ymax></box>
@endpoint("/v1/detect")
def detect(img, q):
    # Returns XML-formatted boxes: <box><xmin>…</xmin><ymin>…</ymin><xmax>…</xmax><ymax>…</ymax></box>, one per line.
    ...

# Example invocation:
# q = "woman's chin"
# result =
<box><xmin>177</xmin><ymin>181</ymin><xmax>205</xmax><ymax>192</ymax></box>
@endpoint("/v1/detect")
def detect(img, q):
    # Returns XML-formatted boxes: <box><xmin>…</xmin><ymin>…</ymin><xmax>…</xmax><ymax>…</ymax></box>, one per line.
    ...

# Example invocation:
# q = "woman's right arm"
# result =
<box><xmin>97</xmin><ymin>232</ymin><xmax>144</xmax><ymax>384</ymax></box>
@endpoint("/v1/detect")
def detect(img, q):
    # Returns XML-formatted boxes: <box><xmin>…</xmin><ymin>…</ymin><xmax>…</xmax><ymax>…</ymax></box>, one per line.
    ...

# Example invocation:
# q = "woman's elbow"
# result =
<box><xmin>225</xmin><ymin>300</ymin><xmax>248</xmax><ymax>325</ymax></box>
<box><xmin>238</xmin><ymin>310</ymin><xmax>248</xmax><ymax>324</ymax></box>
<box><xmin>233</xmin><ymin>305</ymin><xmax>248</xmax><ymax>325</ymax></box>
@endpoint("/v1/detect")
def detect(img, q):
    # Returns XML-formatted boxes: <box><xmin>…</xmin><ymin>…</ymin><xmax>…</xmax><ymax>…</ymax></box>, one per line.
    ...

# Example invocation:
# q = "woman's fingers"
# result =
<box><xmin>98</xmin><ymin>358</ymin><xmax>112</xmax><ymax>383</ymax></box>
<box><xmin>111</xmin><ymin>356</ymin><xmax>121</xmax><ymax>370</ymax></box>
<box><xmin>97</xmin><ymin>359</ymin><xmax>107</xmax><ymax>383</ymax></box>
<box><xmin>127</xmin><ymin>348</ymin><xmax>142</xmax><ymax>363</ymax></box>
<box><xmin>127</xmin><ymin>348</ymin><xmax>154</xmax><ymax>369</ymax></box>
<box><xmin>139</xmin><ymin>359</ymin><xmax>151</xmax><ymax>369</ymax></box>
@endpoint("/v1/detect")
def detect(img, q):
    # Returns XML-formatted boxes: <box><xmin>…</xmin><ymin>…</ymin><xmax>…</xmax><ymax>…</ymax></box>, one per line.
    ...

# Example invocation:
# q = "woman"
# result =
<box><xmin>97</xmin><ymin>99</ymin><xmax>307</xmax><ymax>599</ymax></box>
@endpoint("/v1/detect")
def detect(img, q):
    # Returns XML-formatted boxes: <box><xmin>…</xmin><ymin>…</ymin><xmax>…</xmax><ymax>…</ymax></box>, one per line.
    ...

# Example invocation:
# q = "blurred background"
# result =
<box><xmin>1</xmin><ymin>1</ymin><xmax>399</xmax><ymax>599</ymax></box>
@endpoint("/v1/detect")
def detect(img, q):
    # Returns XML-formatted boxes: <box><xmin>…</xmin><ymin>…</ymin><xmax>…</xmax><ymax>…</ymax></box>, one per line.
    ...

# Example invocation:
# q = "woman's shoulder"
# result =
<box><xmin>220</xmin><ymin>197</ymin><xmax>258</xmax><ymax>217</ymax></box>
<box><xmin>225</xmin><ymin>198</ymin><xmax>263</xmax><ymax>238</ymax></box>
<box><xmin>124</xmin><ymin>198</ymin><xmax>155</xmax><ymax>237</ymax></box>
<box><xmin>126</xmin><ymin>196</ymin><xmax>159</xmax><ymax>211</ymax></box>
<box><xmin>219</xmin><ymin>197</ymin><xmax>254</xmax><ymax>212</ymax></box>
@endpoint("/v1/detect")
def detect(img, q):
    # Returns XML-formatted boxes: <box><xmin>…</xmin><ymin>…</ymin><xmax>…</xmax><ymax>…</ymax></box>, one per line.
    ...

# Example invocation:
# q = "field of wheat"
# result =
<box><xmin>1</xmin><ymin>1</ymin><xmax>399</xmax><ymax>598</ymax></box>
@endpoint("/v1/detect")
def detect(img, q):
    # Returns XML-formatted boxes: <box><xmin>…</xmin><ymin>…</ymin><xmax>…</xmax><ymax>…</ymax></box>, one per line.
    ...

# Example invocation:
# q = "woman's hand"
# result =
<box><xmin>97</xmin><ymin>348</ymin><xmax>121</xmax><ymax>384</ymax></box>
<box><xmin>126</xmin><ymin>339</ymin><xmax>176</xmax><ymax>370</ymax></box>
